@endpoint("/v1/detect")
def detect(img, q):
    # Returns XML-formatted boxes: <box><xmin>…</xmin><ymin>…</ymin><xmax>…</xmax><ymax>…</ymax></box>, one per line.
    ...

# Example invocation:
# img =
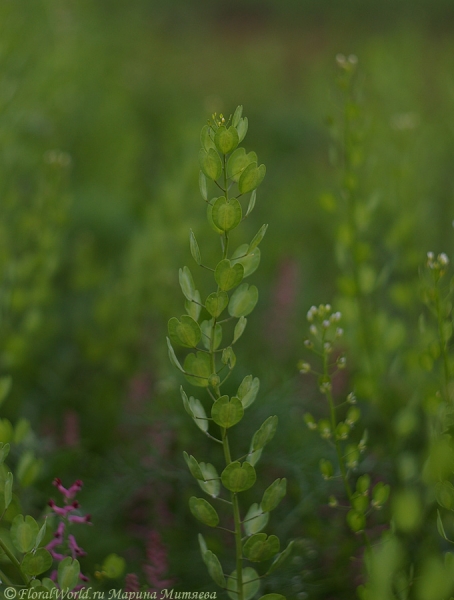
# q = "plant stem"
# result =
<box><xmin>221</xmin><ymin>428</ymin><xmax>244</xmax><ymax>600</ymax></box>
<box><xmin>0</xmin><ymin>536</ymin><xmax>28</xmax><ymax>585</ymax></box>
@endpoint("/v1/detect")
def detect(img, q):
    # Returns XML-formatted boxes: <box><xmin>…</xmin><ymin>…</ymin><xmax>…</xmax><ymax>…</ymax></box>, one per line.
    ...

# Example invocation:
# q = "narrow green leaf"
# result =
<box><xmin>167</xmin><ymin>337</ymin><xmax>184</xmax><ymax>372</ymax></box>
<box><xmin>200</xmin><ymin>319</ymin><xmax>222</xmax><ymax>351</ymax></box>
<box><xmin>248</xmin><ymin>224</ymin><xmax>268</xmax><ymax>254</ymax></box>
<box><xmin>215</xmin><ymin>125</ymin><xmax>239</xmax><ymax>154</ymax></box>
<box><xmin>231</xmin><ymin>244</ymin><xmax>261</xmax><ymax>278</ymax></box>
<box><xmin>227</xmin><ymin>566</ymin><xmax>259</xmax><ymax>600</ymax></box>
<box><xmin>181</xmin><ymin>386</ymin><xmax>193</xmax><ymax>417</ymax></box>
<box><xmin>11</xmin><ymin>514</ymin><xmax>39</xmax><ymax>553</ymax></box>
<box><xmin>243</xmin><ymin>533</ymin><xmax>280</xmax><ymax>562</ymax></box>
<box><xmin>22</xmin><ymin>548</ymin><xmax>53</xmax><ymax>576</ymax></box>
<box><xmin>205</xmin><ymin>291</ymin><xmax>229</xmax><ymax>318</ymax></box>
<box><xmin>258</xmin><ymin>595</ymin><xmax>286</xmax><ymax>600</ymax></box>
<box><xmin>238</xmin><ymin>162</ymin><xmax>266</xmax><ymax>194</ymax></box>
<box><xmin>251</xmin><ymin>416</ymin><xmax>278</xmax><ymax>452</ymax></box>
<box><xmin>266</xmin><ymin>541</ymin><xmax>294</xmax><ymax>575</ymax></box>
<box><xmin>199</xmin><ymin>148</ymin><xmax>222</xmax><ymax>181</ymax></box>
<box><xmin>0</xmin><ymin>442</ymin><xmax>10</xmax><ymax>463</ymax></box>
<box><xmin>437</xmin><ymin>510</ymin><xmax>451</xmax><ymax>541</ymax></box>
<box><xmin>199</xmin><ymin>533</ymin><xmax>208</xmax><ymax>560</ymax></box>
<box><xmin>215</xmin><ymin>259</ymin><xmax>244</xmax><ymax>291</ymax></box>
<box><xmin>14</xmin><ymin>418</ymin><xmax>30</xmax><ymax>444</ymax></box>
<box><xmin>35</xmin><ymin>518</ymin><xmax>47</xmax><ymax>550</ymax></box>
<box><xmin>189</xmin><ymin>229</ymin><xmax>202</xmax><ymax>265</ymax></box>
<box><xmin>198</xmin><ymin>463</ymin><xmax>220</xmax><ymax>498</ymax></box>
<box><xmin>246</xmin><ymin>448</ymin><xmax>263</xmax><ymax>467</ymax></box>
<box><xmin>238</xmin><ymin>375</ymin><xmax>260</xmax><ymax>408</ymax></box>
<box><xmin>199</xmin><ymin>171</ymin><xmax>208</xmax><ymax>200</ymax></box>
<box><xmin>4</xmin><ymin>472</ymin><xmax>13</xmax><ymax>509</ymax></box>
<box><xmin>205</xmin><ymin>550</ymin><xmax>226</xmax><ymax>587</ymax></box>
<box><xmin>261</xmin><ymin>478</ymin><xmax>287</xmax><ymax>512</ymax></box>
<box><xmin>236</xmin><ymin>117</ymin><xmax>249</xmax><ymax>143</ymax></box>
<box><xmin>228</xmin><ymin>283</ymin><xmax>258</xmax><ymax>317</ymax></box>
<box><xmin>183</xmin><ymin>451</ymin><xmax>205</xmax><ymax>480</ymax></box>
<box><xmin>212</xmin><ymin>197</ymin><xmax>242</xmax><ymax>232</ymax></box>
<box><xmin>221</xmin><ymin>461</ymin><xmax>256</xmax><ymax>492</ymax></box>
<box><xmin>188</xmin><ymin>397</ymin><xmax>209</xmax><ymax>432</ymax></box>
<box><xmin>179</xmin><ymin>266</ymin><xmax>196</xmax><ymax>302</ymax></box>
<box><xmin>245</xmin><ymin>189</ymin><xmax>257</xmax><ymax>217</ymax></box>
<box><xmin>244</xmin><ymin>503</ymin><xmax>269</xmax><ymax>535</ymax></box>
<box><xmin>233</xmin><ymin>317</ymin><xmax>247</xmax><ymax>344</ymax></box>
<box><xmin>200</xmin><ymin>124</ymin><xmax>216</xmax><ymax>152</ymax></box>
<box><xmin>189</xmin><ymin>497</ymin><xmax>219</xmax><ymax>527</ymax></box>
<box><xmin>232</xmin><ymin>105</ymin><xmax>243</xmax><ymax>128</ymax></box>
<box><xmin>212</xmin><ymin>396</ymin><xmax>244</xmax><ymax>428</ymax></box>
<box><xmin>184</xmin><ymin>352</ymin><xmax>212</xmax><ymax>387</ymax></box>
<box><xmin>58</xmin><ymin>557</ymin><xmax>80</xmax><ymax>591</ymax></box>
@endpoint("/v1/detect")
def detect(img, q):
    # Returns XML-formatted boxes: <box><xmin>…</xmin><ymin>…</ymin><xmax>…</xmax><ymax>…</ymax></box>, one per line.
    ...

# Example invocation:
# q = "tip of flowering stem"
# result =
<box><xmin>53</xmin><ymin>478</ymin><xmax>62</xmax><ymax>486</ymax></box>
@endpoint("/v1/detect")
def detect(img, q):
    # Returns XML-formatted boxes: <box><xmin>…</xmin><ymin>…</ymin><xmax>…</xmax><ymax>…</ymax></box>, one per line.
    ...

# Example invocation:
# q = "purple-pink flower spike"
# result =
<box><xmin>47</xmin><ymin>478</ymin><xmax>91</xmax><ymax>588</ymax></box>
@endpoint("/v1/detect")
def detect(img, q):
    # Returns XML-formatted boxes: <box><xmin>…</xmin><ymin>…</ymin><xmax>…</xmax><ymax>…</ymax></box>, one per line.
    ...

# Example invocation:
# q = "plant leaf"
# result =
<box><xmin>212</xmin><ymin>197</ymin><xmax>242</xmax><ymax>232</ymax></box>
<box><xmin>200</xmin><ymin>319</ymin><xmax>222</xmax><ymax>351</ymax></box>
<box><xmin>238</xmin><ymin>162</ymin><xmax>266</xmax><ymax>194</ymax></box>
<box><xmin>266</xmin><ymin>540</ymin><xmax>294</xmax><ymax>575</ymax></box>
<box><xmin>198</xmin><ymin>463</ymin><xmax>220</xmax><ymax>498</ymax></box>
<box><xmin>215</xmin><ymin>126</ymin><xmax>239</xmax><ymax>155</ymax></box>
<box><xmin>212</xmin><ymin>396</ymin><xmax>244</xmax><ymax>428</ymax></box>
<box><xmin>189</xmin><ymin>497</ymin><xmax>219</xmax><ymax>527</ymax></box>
<box><xmin>233</xmin><ymin>316</ymin><xmax>247</xmax><ymax>344</ymax></box>
<box><xmin>189</xmin><ymin>229</ymin><xmax>202</xmax><ymax>265</ymax></box>
<box><xmin>199</xmin><ymin>171</ymin><xmax>208</xmax><ymax>200</ymax></box>
<box><xmin>228</xmin><ymin>283</ymin><xmax>258</xmax><ymax>317</ymax></box>
<box><xmin>243</xmin><ymin>533</ymin><xmax>280</xmax><ymax>562</ymax></box>
<box><xmin>248</xmin><ymin>224</ymin><xmax>268</xmax><ymax>254</ymax></box>
<box><xmin>251</xmin><ymin>416</ymin><xmax>278</xmax><ymax>453</ymax></box>
<box><xmin>11</xmin><ymin>514</ymin><xmax>39</xmax><ymax>553</ymax></box>
<box><xmin>205</xmin><ymin>291</ymin><xmax>229</xmax><ymax>318</ymax></box>
<box><xmin>236</xmin><ymin>117</ymin><xmax>249</xmax><ymax>143</ymax></box>
<box><xmin>205</xmin><ymin>550</ymin><xmax>226</xmax><ymax>587</ymax></box>
<box><xmin>199</xmin><ymin>148</ymin><xmax>222</xmax><ymax>181</ymax></box>
<box><xmin>167</xmin><ymin>337</ymin><xmax>184</xmax><ymax>372</ymax></box>
<box><xmin>237</xmin><ymin>375</ymin><xmax>260</xmax><ymax>409</ymax></box>
<box><xmin>221</xmin><ymin>461</ymin><xmax>256</xmax><ymax>492</ymax></box>
<box><xmin>58</xmin><ymin>557</ymin><xmax>80</xmax><ymax>591</ymax></box>
<box><xmin>183</xmin><ymin>451</ymin><xmax>205</xmax><ymax>480</ymax></box>
<box><xmin>227</xmin><ymin>566</ymin><xmax>260</xmax><ymax>600</ymax></box>
<box><xmin>184</xmin><ymin>352</ymin><xmax>212</xmax><ymax>387</ymax></box>
<box><xmin>22</xmin><ymin>548</ymin><xmax>53</xmax><ymax>576</ymax></box>
<box><xmin>231</xmin><ymin>244</ymin><xmax>261</xmax><ymax>278</ymax></box>
<box><xmin>261</xmin><ymin>478</ymin><xmax>287</xmax><ymax>512</ymax></box>
<box><xmin>244</xmin><ymin>503</ymin><xmax>269</xmax><ymax>535</ymax></box>
<box><xmin>215</xmin><ymin>259</ymin><xmax>244</xmax><ymax>292</ymax></box>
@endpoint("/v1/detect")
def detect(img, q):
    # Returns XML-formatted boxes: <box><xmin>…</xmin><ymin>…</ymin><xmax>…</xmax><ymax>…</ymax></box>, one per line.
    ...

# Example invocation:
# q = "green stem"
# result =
<box><xmin>323</xmin><ymin>352</ymin><xmax>352</xmax><ymax>500</ymax></box>
<box><xmin>222</xmin><ymin>428</ymin><xmax>244</xmax><ymax>600</ymax></box>
<box><xmin>0</xmin><ymin>536</ymin><xmax>28</xmax><ymax>585</ymax></box>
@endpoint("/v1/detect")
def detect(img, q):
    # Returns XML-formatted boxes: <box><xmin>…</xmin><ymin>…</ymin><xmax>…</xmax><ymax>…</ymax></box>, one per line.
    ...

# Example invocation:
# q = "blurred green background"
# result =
<box><xmin>1</xmin><ymin>0</ymin><xmax>454</xmax><ymax>597</ymax></box>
